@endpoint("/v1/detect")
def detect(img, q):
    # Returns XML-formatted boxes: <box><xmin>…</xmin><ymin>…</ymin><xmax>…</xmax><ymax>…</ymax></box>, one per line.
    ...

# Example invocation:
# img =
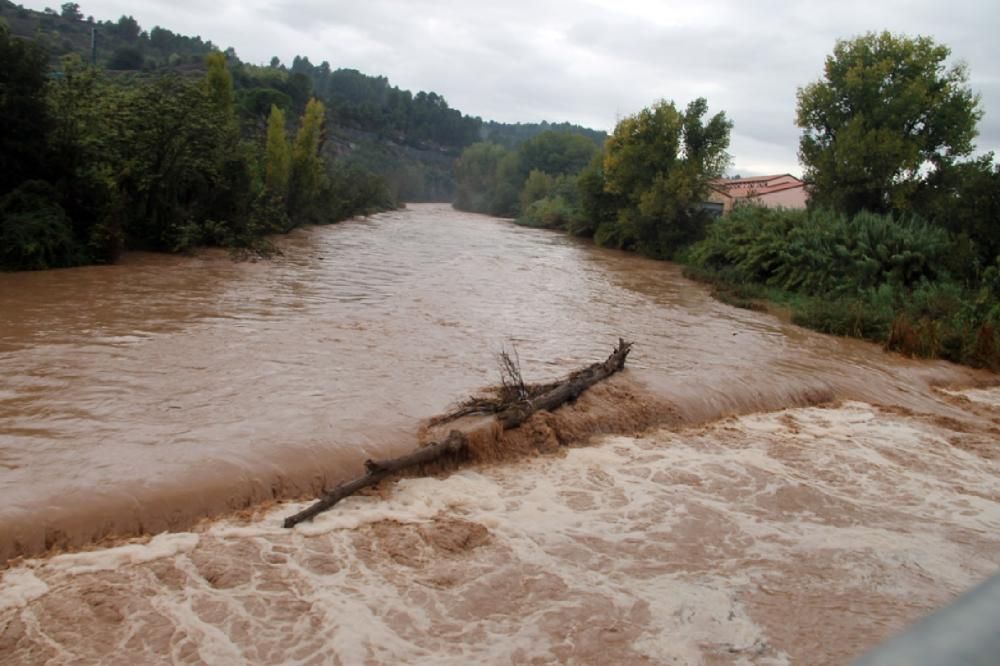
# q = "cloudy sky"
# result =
<box><xmin>25</xmin><ymin>0</ymin><xmax>998</xmax><ymax>176</ymax></box>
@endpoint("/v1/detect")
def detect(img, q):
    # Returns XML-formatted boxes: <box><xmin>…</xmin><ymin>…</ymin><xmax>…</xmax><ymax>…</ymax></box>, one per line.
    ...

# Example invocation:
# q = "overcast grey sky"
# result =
<box><xmin>25</xmin><ymin>0</ymin><xmax>998</xmax><ymax>176</ymax></box>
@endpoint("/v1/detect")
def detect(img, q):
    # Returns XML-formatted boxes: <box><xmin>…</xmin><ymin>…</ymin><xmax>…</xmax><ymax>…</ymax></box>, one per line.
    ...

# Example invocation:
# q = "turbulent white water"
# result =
<box><xmin>2</xmin><ymin>388</ymin><xmax>998</xmax><ymax>665</ymax></box>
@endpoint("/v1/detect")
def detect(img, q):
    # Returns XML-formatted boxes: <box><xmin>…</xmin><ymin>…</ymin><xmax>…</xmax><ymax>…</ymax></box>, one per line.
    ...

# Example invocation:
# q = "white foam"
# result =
<box><xmin>3</xmin><ymin>399</ymin><xmax>998</xmax><ymax>664</ymax></box>
<box><xmin>0</xmin><ymin>569</ymin><xmax>49</xmax><ymax>612</ymax></box>
<box><xmin>941</xmin><ymin>386</ymin><xmax>1000</xmax><ymax>407</ymax></box>
<box><xmin>46</xmin><ymin>532</ymin><xmax>200</xmax><ymax>575</ymax></box>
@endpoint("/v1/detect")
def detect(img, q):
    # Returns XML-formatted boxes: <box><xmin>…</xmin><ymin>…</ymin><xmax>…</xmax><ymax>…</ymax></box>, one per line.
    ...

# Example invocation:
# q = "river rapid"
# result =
<box><xmin>1</xmin><ymin>204</ymin><xmax>998</xmax><ymax>664</ymax></box>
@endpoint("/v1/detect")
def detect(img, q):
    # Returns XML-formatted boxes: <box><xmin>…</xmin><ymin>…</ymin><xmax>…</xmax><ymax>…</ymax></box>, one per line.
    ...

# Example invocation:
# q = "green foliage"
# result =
<box><xmin>453</xmin><ymin>142</ymin><xmax>512</xmax><ymax>214</ymax></box>
<box><xmin>0</xmin><ymin>44</ymin><xmax>392</xmax><ymax>270</ymax></box>
<box><xmin>238</xmin><ymin>87</ymin><xmax>292</xmax><ymax>125</ymax></box>
<box><xmin>204</xmin><ymin>51</ymin><xmax>235</xmax><ymax>117</ymax></box>
<box><xmin>287</xmin><ymin>98</ymin><xmax>328</xmax><ymax>223</ymax></box>
<box><xmin>110</xmin><ymin>15</ymin><xmax>139</xmax><ymax>41</ymax></box>
<box><xmin>689</xmin><ymin>205</ymin><xmax>998</xmax><ymax>369</ymax></box>
<box><xmin>323</xmin><ymin>163</ymin><xmax>395</xmax><ymax>221</ymax></box>
<box><xmin>518</xmin><ymin>170</ymin><xmax>554</xmax><ymax>213</ymax></box>
<box><xmin>455</xmin><ymin>130</ymin><xmax>601</xmax><ymax>219</ymax></box>
<box><xmin>571</xmin><ymin>152</ymin><xmax>620</xmax><ymax>238</ymax></box>
<box><xmin>107</xmin><ymin>45</ymin><xmax>143</xmax><ymax>69</ymax></box>
<box><xmin>692</xmin><ymin>205</ymin><xmax>951</xmax><ymax>295</ymax></box>
<box><xmin>0</xmin><ymin>181</ymin><xmax>81</xmax><ymax>270</ymax></box>
<box><xmin>265</xmin><ymin>105</ymin><xmax>291</xmax><ymax>197</ymax></box>
<box><xmin>797</xmin><ymin>32</ymin><xmax>982</xmax><ymax>215</ymax></box>
<box><xmin>793</xmin><ymin>288</ymin><xmax>896</xmax><ymax>341</ymax></box>
<box><xmin>288</xmin><ymin>62</ymin><xmax>481</xmax><ymax>150</ymax></box>
<box><xmin>59</xmin><ymin>3</ymin><xmax>82</xmax><ymax>20</ymax></box>
<box><xmin>912</xmin><ymin>155</ymin><xmax>1000</xmax><ymax>273</ymax></box>
<box><xmin>480</xmin><ymin>120</ymin><xmax>606</xmax><ymax>150</ymax></box>
<box><xmin>600</xmin><ymin>98</ymin><xmax>732</xmax><ymax>258</ymax></box>
<box><xmin>517</xmin><ymin>196</ymin><xmax>576</xmax><ymax>230</ymax></box>
<box><xmin>0</xmin><ymin>21</ymin><xmax>50</xmax><ymax>193</ymax></box>
<box><xmin>517</xmin><ymin>131</ymin><xmax>598</xmax><ymax>180</ymax></box>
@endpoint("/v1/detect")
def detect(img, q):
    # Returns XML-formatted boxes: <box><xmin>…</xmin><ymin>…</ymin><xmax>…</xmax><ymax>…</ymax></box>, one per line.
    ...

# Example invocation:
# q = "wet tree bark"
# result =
<box><xmin>282</xmin><ymin>338</ymin><xmax>633</xmax><ymax>528</ymax></box>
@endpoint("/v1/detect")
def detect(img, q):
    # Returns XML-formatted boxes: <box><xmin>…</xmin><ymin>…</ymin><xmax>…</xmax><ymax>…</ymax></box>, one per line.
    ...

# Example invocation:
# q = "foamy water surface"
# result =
<box><xmin>2</xmin><ymin>388</ymin><xmax>997</xmax><ymax>664</ymax></box>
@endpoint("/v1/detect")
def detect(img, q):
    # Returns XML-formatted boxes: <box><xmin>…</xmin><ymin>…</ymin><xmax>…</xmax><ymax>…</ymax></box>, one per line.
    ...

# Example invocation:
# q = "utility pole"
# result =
<box><xmin>90</xmin><ymin>27</ymin><xmax>98</xmax><ymax>65</ymax></box>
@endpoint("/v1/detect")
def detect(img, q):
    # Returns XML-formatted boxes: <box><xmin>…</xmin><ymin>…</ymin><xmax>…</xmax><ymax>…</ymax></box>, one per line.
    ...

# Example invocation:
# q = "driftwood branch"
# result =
<box><xmin>496</xmin><ymin>338</ymin><xmax>632</xmax><ymax>429</ymax></box>
<box><xmin>282</xmin><ymin>430</ymin><xmax>469</xmax><ymax>528</ymax></box>
<box><xmin>282</xmin><ymin>338</ymin><xmax>633</xmax><ymax>528</ymax></box>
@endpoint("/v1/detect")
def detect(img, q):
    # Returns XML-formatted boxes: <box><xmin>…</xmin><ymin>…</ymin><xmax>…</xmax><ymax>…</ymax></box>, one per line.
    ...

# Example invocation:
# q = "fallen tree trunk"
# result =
<box><xmin>496</xmin><ymin>338</ymin><xmax>633</xmax><ymax>429</ymax></box>
<box><xmin>282</xmin><ymin>338</ymin><xmax>633</xmax><ymax>528</ymax></box>
<box><xmin>282</xmin><ymin>430</ymin><xmax>468</xmax><ymax>528</ymax></box>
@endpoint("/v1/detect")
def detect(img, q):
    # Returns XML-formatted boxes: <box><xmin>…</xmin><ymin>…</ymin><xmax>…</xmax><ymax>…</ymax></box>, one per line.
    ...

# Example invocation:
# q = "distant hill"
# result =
<box><xmin>481</xmin><ymin>120</ymin><xmax>606</xmax><ymax>149</ymax></box>
<box><xmin>0</xmin><ymin>1</ymin><xmax>215</xmax><ymax>68</ymax></box>
<box><xmin>0</xmin><ymin>0</ymin><xmax>607</xmax><ymax>202</ymax></box>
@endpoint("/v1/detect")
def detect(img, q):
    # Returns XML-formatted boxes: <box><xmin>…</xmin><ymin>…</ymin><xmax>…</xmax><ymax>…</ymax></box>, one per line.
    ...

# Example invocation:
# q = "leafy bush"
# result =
<box><xmin>107</xmin><ymin>46</ymin><xmax>143</xmax><ymax>70</ymax></box>
<box><xmin>517</xmin><ymin>196</ymin><xmax>575</xmax><ymax>229</ymax></box>
<box><xmin>692</xmin><ymin>205</ymin><xmax>951</xmax><ymax>296</ymax></box>
<box><xmin>0</xmin><ymin>181</ymin><xmax>83</xmax><ymax>270</ymax></box>
<box><xmin>688</xmin><ymin>206</ymin><xmax>998</xmax><ymax>369</ymax></box>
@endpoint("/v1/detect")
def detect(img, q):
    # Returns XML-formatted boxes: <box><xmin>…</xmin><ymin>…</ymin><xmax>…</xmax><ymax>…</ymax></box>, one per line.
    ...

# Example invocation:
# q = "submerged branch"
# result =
<box><xmin>282</xmin><ymin>338</ymin><xmax>633</xmax><ymax>528</ymax></box>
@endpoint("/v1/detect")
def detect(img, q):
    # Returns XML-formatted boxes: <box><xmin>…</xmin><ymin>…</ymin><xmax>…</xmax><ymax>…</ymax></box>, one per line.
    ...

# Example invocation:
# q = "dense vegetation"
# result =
<box><xmin>686</xmin><ymin>32</ymin><xmax>998</xmax><ymax>369</ymax></box>
<box><xmin>452</xmin><ymin>32</ymin><xmax>998</xmax><ymax>370</ymax></box>
<box><xmin>454</xmin><ymin>98</ymin><xmax>731</xmax><ymax>260</ymax></box>
<box><xmin>687</xmin><ymin>205</ymin><xmax>999</xmax><ymax>368</ymax></box>
<box><xmin>0</xmin><ymin>18</ymin><xmax>395</xmax><ymax>270</ymax></box>
<box><xmin>0</xmin><ymin>1</ymin><xmax>608</xmax><ymax>269</ymax></box>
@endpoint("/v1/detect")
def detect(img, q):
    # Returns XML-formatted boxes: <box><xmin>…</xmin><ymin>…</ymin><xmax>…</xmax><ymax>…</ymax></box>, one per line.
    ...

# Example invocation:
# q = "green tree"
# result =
<box><xmin>489</xmin><ymin>151</ymin><xmax>521</xmax><ymax>216</ymax></box>
<box><xmin>797</xmin><ymin>32</ymin><xmax>982</xmax><ymax>215</ymax></box>
<box><xmin>60</xmin><ymin>2</ymin><xmax>83</xmax><ymax>20</ymax></box>
<box><xmin>913</xmin><ymin>154</ymin><xmax>999</xmax><ymax>273</ymax></box>
<box><xmin>572</xmin><ymin>152</ymin><xmax>621</xmax><ymax>238</ymax></box>
<box><xmin>45</xmin><ymin>56</ymin><xmax>126</xmax><ymax>261</ymax></box>
<box><xmin>519</xmin><ymin>169</ymin><xmax>554</xmax><ymax>212</ymax></box>
<box><xmin>453</xmin><ymin>142</ymin><xmax>510</xmax><ymax>213</ymax></box>
<box><xmin>517</xmin><ymin>131</ymin><xmax>598</xmax><ymax>179</ymax></box>
<box><xmin>264</xmin><ymin>104</ymin><xmax>291</xmax><ymax>196</ymax></box>
<box><xmin>113</xmin><ymin>15</ymin><xmax>141</xmax><ymax>42</ymax></box>
<box><xmin>204</xmin><ymin>51</ymin><xmax>235</xmax><ymax>118</ymax></box>
<box><xmin>287</xmin><ymin>98</ymin><xmax>327</xmax><ymax>222</ymax></box>
<box><xmin>601</xmin><ymin>98</ymin><xmax>731</xmax><ymax>257</ymax></box>
<box><xmin>108</xmin><ymin>46</ymin><xmax>144</xmax><ymax>70</ymax></box>
<box><xmin>0</xmin><ymin>22</ymin><xmax>51</xmax><ymax>194</ymax></box>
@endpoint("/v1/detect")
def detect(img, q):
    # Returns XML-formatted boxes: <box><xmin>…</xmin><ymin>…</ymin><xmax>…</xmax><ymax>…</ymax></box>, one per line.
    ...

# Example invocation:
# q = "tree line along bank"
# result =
<box><xmin>452</xmin><ymin>32</ymin><xmax>998</xmax><ymax>370</ymax></box>
<box><xmin>0</xmin><ymin>0</ymin><xmax>603</xmax><ymax>269</ymax></box>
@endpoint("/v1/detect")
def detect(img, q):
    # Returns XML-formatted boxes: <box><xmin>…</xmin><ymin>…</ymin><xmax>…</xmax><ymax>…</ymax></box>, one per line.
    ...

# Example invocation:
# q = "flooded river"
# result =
<box><xmin>1</xmin><ymin>204</ymin><xmax>998</xmax><ymax>663</ymax></box>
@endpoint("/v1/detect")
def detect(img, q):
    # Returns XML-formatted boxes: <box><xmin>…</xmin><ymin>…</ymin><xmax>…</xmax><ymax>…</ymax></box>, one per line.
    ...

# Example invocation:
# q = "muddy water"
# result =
<box><xmin>1</xmin><ymin>204</ymin><xmax>999</xmax><ymax>663</ymax></box>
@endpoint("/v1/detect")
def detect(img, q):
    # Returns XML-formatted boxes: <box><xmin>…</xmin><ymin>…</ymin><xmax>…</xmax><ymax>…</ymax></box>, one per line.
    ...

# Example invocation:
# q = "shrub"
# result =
<box><xmin>517</xmin><ymin>195</ymin><xmax>575</xmax><ymax>230</ymax></box>
<box><xmin>0</xmin><ymin>181</ymin><xmax>83</xmax><ymax>270</ymax></box>
<box><xmin>691</xmin><ymin>206</ymin><xmax>952</xmax><ymax>296</ymax></box>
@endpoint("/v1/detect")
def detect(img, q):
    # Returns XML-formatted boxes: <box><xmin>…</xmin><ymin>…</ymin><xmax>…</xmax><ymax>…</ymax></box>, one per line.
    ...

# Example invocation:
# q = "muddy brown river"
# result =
<box><xmin>1</xmin><ymin>203</ymin><xmax>998</xmax><ymax>664</ymax></box>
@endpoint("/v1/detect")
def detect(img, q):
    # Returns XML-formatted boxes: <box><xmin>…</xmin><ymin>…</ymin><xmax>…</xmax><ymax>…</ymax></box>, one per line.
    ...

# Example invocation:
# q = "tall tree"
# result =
<box><xmin>265</xmin><ymin>105</ymin><xmax>290</xmax><ymax>197</ymax></box>
<box><xmin>0</xmin><ymin>22</ymin><xmax>51</xmax><ymax>194</ymax></box>
<box><xmin>453</xmin><ymin>142</ymin><xmax>510</xmax><ymax>214</ymax></box>
<box><xmin>287</xmin><ymin>98</ymin><xmax>327</xmax><ymax>221</ymax></box>
<box><xmin>60</xmin><ymin>3</ymin><xmax>83</xmax><ymax>20</ymax></box>
<box><xmin>114</xmin><ymin>15</ymin><xmax>141</xmax><ymax>42</ymax></box>
<box><xmin>204</xmin><ymin>51</ymin><xmax>235</xmax><ymax>119</ymax></box>
<box><xmin>517</xmin><ymin>131</ymin><xmax>598</xmax><ymax>179</ymax></box>
<box><xmin>797</xmin><ymin>32</ymin><xmax>982</xmax><ymax>215</ymax></box>
<box><xmin>601</xmin><ymin>98</ymin><xmax>731</xmax><ymax>257</ymax></box>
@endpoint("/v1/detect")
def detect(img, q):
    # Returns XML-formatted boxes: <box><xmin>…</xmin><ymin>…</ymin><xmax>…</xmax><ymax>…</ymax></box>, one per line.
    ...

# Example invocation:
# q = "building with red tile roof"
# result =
<box><xmin>705</xmin><ymin>174</ymin><xmax>808</xmax><ymax>215</ymax></box>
